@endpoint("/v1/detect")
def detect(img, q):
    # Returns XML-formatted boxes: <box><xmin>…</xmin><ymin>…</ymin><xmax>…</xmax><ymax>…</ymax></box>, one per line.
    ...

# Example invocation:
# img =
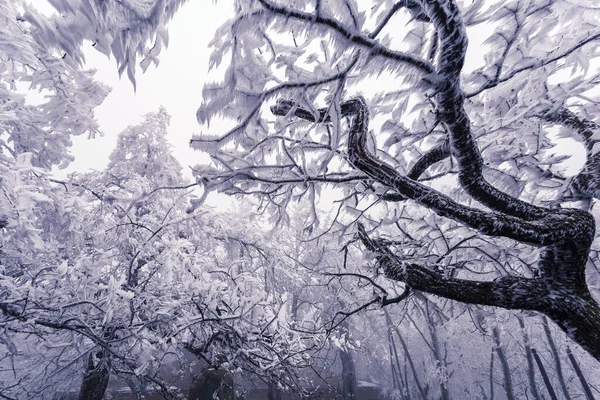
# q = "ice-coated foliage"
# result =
<box><xmin>192</xmin><ymin>0</ymin><xmax>600</xmax><ymax>220</ymax></box>
<box><xmin>27</xmin><ymin>0</ymin><xmax>188</xmax><ymax>88</ymax></box>
<box><xmin>189</xmin><ymin>0</ymin><xmax>600</xmax><ymax>397</ymax></box>
<box><xmin>107</xmin><ymin>106</ymin><xmax>182</xmax><ymax>184</ymax></box>
<box><xmin>0</xmin><ymin>110</ymin><xmax>316</xmax><ymax>399</ymax></box>
<box><xmin>3</xmin><ymin>0</ymin><xmax>600</xmax><ymax>398</ymax></box>
<box><xmin>0</xmin><ymin>0</ymin><xmax>109</xmax><ymax>169</ymax></box>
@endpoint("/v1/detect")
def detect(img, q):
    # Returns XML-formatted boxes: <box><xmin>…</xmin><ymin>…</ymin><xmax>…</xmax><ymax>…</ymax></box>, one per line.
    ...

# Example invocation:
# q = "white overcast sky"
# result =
<box><xmin>52</xmin><ymin>1</ymin><xmax>585</xmax><ymax>180</ymax></box>
<box><xmin>56</xmin><ymin>1</ymin><xmax>233</xmax><ymax>179</ymax></box>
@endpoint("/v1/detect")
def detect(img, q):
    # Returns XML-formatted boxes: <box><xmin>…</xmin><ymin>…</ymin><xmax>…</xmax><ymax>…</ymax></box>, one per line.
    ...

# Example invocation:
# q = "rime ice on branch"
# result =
<box><xmin>192</xmin><ymin>0</ymin><xmax>600</xmax><ymax>364</ymax></box>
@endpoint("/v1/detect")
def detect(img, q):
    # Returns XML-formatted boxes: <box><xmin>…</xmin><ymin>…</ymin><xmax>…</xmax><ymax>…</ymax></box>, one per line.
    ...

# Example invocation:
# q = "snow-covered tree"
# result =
<box><xmin>1</xmin><ymin>109</ymin><xmax>314</xmax><ymax>399</ymax></box>
<box><xmin>190</xmin><ymin>0</ymin><xmax>600</xmax><ymax>374</ymax></box>
<box><xmin>5</xmin><ymin>0</ymin><xmax>600</xmax><ymax>397</ymax></box>
<box><xmin>0</xmin><ymin>0</ymin><xmax>109</xmax><ymax>244</ymax></box>
<box><xmin>0</xmin><ymin>0</ymin><xmax>109</xmax><ymax>170</ymax></box>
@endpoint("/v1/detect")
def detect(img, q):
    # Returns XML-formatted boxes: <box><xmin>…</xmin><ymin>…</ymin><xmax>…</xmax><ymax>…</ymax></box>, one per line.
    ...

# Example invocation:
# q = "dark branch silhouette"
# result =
<box><xmin>270</xmin><ymin>0</ymin><xmax>600</xmax><ymax>363</ymax></box>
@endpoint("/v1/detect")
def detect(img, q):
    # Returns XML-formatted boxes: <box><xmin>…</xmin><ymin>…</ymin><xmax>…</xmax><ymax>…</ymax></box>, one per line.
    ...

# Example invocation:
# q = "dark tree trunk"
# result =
<box><xmin>339</xmin><ymin>348</ymin><xmax>357</xmax><ymax>400</ymax></box>
<box><xmin>531</xmin><ymin>348</ymin><xmax>558</xmax><ymax>400</ymax></box>
<box><xmin>542</xmin><ymin>316</ymin><xmax>571</xmax><ymax>400</ymax></box>
<box><xmin>77</xmin><ymin>352</ymin><xmax>110</xmax><ymax>400</ymax></box>
<box><xmin>517</xmin><ymin>316</ymin><xmax>540</xmax><ymax>400</ymax></box>
<box><xmin>566</xmin><ymin>347</ymin><xmax>596</xmax><ymax>400</ymax></box>
<box><xmin>542</xmin><ymin>292</ymin><xmax>600</xmax><ymax>363</ymax></box>
<box><xmin>189</xmin><ymin>368</ymin><xmax>235</xmax><ymax>400</ymax></box>
<box><xmin>492</xmin><ymin>327</ymin><xmax>515</xmax><ymax>400</ymax></box>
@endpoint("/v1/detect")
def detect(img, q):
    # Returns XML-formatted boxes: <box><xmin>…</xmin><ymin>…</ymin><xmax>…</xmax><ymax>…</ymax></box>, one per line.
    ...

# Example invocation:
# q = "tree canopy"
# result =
<box><xmin>2</xmin><ymin>0</ymin><xmax>600</xmax><ymax>399</ymax></box>
<box><xmin>191</xmin><ymin>0</ymin><xmax>600</xmax><ymax>365</ymax></box>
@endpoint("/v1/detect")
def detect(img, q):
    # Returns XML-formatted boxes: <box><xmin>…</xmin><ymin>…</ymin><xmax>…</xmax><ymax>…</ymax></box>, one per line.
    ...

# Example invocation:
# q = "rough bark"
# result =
<box><xmin>274</xmin><ymin>90</ymin><xmax>600</xmax><ymax>362</ymax></box>
<box><xmin>77</xmin><ymin>352</ymin><xmax>110</xmax><ymax>400</ymax></box>
<box><xmin>189</xmin><ymin>368</ymin><xmax>235</xmax><ymax>400</ymax></box>
<box><xmin>269</xmin><ymin>0</ymin><xmax>600</xmax><ymax>364</ymax></box>
<box><xmin>276</xmin><ymin>94</ymin><xmax>600</xmax><ymax>363</ymax></box>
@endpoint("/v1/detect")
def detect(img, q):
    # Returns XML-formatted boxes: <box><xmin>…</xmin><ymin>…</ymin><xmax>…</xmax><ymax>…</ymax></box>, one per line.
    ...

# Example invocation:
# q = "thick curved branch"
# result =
<box><xmin>357</xmin><ymin>223</ymin><xmax>544</xmax><ymax>310</ymax></box>
<box><xmin>271</xmin><ymin>1</ymin><xmax>554</xmax><ymax>220</ymax></box>
<box><xmin>352</xmin><ymin>162</ymin><xmax>600</xmax><ymax>361</ymax></box>
<box><xmin>347</xmin><ymin>97</ymin><xmax>593</xmax><ymax>246</ymax></box>
<box><xmin>272</xmin><ymin>100</ymin><xmax>450</xmax><ymax>202</ymax></box>
<box><xmin>256</xmin><ymin>0</ymin><xmax>435</xmax><ymax>75</ymax></box>
<box><xmin>422</xmin><ymin>0</ymin><xmax>549</xmax><ymax>221</ymax></box>
<box><xmin>542</xmin><ymin>107</ymin><xmax>598</xmax><ymax>149</ymax></box>
<box><xmin>272</xmin><ymin>97</ymin><xmax>592</xmax><ymax>246</ymax></box>
<box><xmin>407</xmin><ymin>139</ymin><xmax>450</xmax><ymax>180</ymax></box>
<box><xmin>266</xmin><ymin>1</ymin><xmax>600</xmax><ymax>361</ymax></box>
<box><xmin>389</xmin><ymin>261</ymin><xmax>545</xmax><ymax>310</ymax></box>
<box><xmin>274</xmin><ymin>0</ymin><xmax>547</xmax><ymax>220</ymax></box>
<box><xmin>542</xmin><ymin>107</ymin><xmax>600</xmax><ymax>199</ymax></box>
<box><xmin>380</xmin><ymin>139</ymin><xmax>451</xmax><ymax>201</ymax></box>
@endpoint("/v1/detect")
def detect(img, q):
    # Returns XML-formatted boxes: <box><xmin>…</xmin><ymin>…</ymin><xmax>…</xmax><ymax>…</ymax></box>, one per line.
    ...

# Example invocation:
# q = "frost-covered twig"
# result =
<box><xmin>256</xmin><ymin>0</ymin><xmax>435</xmax><ymax>75</ymax></box>
<box><xmin>467</xmin><ymin>31</ymin><xmax>600</xmax><ymax>98</ymax></box>
<box><xmin>191</xmin><ymin>55</ymin><xmax>359</xmax><ymax>150</ymax></box>
<box><xmin>270</xmin><ymin>0</ymin><xmax>600</xmax><ymax>364</ymax></box>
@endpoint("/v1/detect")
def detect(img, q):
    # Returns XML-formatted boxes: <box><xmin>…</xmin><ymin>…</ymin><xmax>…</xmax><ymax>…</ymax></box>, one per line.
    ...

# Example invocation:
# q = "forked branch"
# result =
<box><xmin>256</xmin><ymin>0</ymin><xmax>435</xmax><ymax>75</ymax></box>
<box><xmin>273</xmin><ymin>98</ymin><xmax>591</xmax><ymax>247</ymax></box>
<box><xmin>269</xmin><ymin>0</ymin><xmax>600</xmax><ymax>363</ymax></box>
